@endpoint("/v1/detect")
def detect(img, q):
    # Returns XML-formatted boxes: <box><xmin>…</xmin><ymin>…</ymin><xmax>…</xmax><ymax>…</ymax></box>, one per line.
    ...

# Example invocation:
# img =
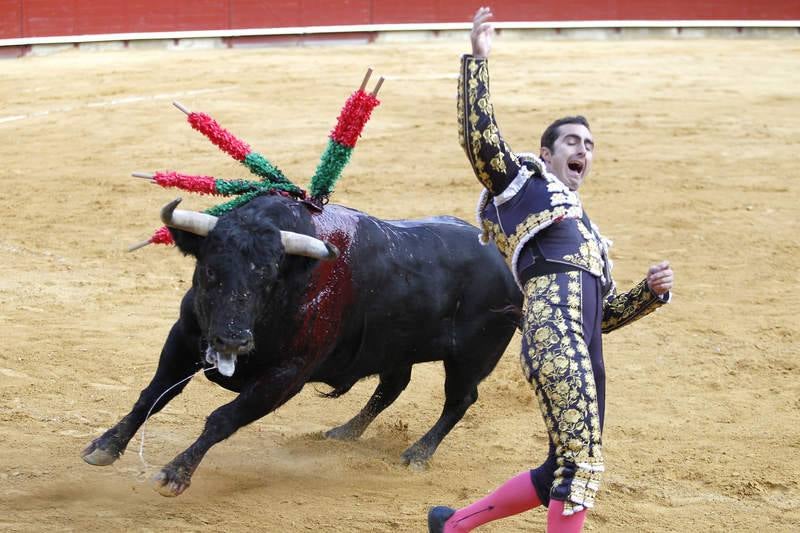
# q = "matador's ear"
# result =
<box><xmin>539</xmin><ymin>146</ymin><xmax>552</xmax><ymax>164</ymax></box>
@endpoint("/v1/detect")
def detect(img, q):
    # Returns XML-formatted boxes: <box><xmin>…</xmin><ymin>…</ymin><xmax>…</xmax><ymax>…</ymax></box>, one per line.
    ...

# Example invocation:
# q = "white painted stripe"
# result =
<box><xmin>0</xmin><ymin>86</ymin><xmax>238</xmax><ymax>126</ymax></box>
<box><xmin>383</xmin><ymin>73</ymin><xmax>458</xmax><ymax>81</ymax></box>
<box><xmin>495</xmin><ymin>19</ymin><xmax>800</xmax><ymax>29</ymax></box>
<box><xmin>0</xmin><ymin>114</ymin><xmax>27</xmax><ymax>124</ymax></box>
<box><xmin>1</xmin><ymin>20</ymin><xmax>798</xmax><ymax>47</ymax></box>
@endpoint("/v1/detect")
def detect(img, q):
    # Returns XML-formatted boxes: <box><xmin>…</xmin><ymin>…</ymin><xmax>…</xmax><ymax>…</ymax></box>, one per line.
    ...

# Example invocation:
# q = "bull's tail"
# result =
<box><xmin>493</xmin><ymin>304</ymin><xmax>523</xmax><ymax>330</ymax></box>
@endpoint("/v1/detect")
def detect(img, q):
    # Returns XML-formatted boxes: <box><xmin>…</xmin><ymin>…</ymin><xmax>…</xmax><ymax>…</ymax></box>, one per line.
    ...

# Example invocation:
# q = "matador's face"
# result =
<box><xmin>540</xmin><ymin>124</ymin><xmax>594</xmax><ymax>191</ymax></box>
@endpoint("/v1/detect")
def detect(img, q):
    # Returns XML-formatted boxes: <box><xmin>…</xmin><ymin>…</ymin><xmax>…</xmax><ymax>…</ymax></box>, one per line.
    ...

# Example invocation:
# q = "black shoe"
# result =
<box><xmin>427</xmin><ymin>506</ymin><xmax>455</xmax><ymax>533</ymax></box>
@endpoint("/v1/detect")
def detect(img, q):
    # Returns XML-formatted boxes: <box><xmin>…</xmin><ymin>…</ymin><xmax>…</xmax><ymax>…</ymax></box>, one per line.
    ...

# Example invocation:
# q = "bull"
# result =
<box><xmin>82</xmin><ymin>193</ymin><xmax>521</xmax><ymax>496</ymax></box>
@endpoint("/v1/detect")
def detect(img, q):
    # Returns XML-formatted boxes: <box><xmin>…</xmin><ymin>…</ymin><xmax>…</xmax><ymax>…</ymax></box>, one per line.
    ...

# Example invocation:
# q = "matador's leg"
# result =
<box><xmin>520</xmin><ymin>270</ymin><xmax>605</xmax><ymax>517</ymax></box>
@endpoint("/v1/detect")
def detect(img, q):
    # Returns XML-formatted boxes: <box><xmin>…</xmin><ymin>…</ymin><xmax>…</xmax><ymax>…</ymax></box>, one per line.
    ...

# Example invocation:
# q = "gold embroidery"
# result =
<box><xmin>481</xmin><ymin>219</ymin><xmax>510</xmax><ymax>257</ymax></box>
<box><xmin>460</xmin><ymin>57</ymin><xmax>517</xmax><ymax>193</ymax></box>
<box><xmin>489</xmin><ymin>153</ymin><xmax>507</xmax><ymax>174</ymax></box>
<box><xmin>602</xmin><ymin>279</ymin><xmax>665</xmax><ymax>333</ymax></box>
<box><xmin>457</xmin><ymin>62</ymin><xmax>465</xmax><ymax>150</ymax></box>
<box><xmin>562</xmin><ymin>219</ymin><xmax>604</xmax><ymax>277</ymax></box>
<box><xmin>520</xmin><ymin>272</ymin><xmax>604</xmax><ymax>512</ymax></box>
<box><xmin>480</xmin><ymin>205</ymin><xmax>584</xmax><ymax>269</ymax></box>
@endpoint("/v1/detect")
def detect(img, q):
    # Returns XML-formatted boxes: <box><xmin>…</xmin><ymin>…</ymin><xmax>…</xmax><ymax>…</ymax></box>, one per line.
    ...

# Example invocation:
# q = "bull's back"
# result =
<box><xmin>314</xmin><ymin>204</ymin><xmax>518</xmax><ymax>305</ymax></box>
<box><xmin>378</xmin><ymin>214</ymin><xmax>512</xmax><ymax>285</ymax></box>
<box><xmin>345</xmin><ymin>209</ymin><xmax>519</xmax><ymax>351</ymax></box>
<box><xmin>307</xmin><ymin>204</ymin><xmax>520</xmax><ymax>378</ymax></box>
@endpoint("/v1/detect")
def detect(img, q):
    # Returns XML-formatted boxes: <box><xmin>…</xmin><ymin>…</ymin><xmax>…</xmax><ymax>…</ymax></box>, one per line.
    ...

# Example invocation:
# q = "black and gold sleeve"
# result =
<box><xmin>601</xmin><ymin>279</ymin><xmax>669</xmax><ymax>334</ymax></box>
<box><xmin>458</xmin><ymin>55</ymin><xmax>520</xmax><ymax>196</ymax></box>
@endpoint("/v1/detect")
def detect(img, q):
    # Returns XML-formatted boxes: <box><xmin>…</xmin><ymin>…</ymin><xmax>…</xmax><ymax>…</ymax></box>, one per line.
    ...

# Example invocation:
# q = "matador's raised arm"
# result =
<box><xmin>458</xmin><ymin>56</ymin><xmax>521</xmax><ymax>196</ymax></box>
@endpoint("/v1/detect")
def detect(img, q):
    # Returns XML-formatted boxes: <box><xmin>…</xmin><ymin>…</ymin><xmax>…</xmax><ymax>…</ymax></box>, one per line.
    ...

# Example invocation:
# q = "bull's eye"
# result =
<box><xmin>249</xmin><ymin>263</ymin><xmax>275</xmax><ymax>279</ymax></box>
<box><xmin>204</xmin><ymin>265</ymin><xmax>217</xmax><ymax>284</ymax></box>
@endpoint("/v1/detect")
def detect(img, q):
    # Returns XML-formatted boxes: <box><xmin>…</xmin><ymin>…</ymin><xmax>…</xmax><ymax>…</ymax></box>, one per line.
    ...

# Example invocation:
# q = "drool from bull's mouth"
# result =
<box><xmin>205</xmin><ymin>346</ymin><xmax>237</xmax><ymax>377</ymax></box>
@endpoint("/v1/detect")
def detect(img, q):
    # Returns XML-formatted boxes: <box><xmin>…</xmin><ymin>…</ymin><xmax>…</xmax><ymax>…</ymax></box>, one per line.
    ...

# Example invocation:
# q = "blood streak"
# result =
<box><xmin>291</xmin><ymin>206</ymin><xmax>359</xmax><ymax>356</ymax></box>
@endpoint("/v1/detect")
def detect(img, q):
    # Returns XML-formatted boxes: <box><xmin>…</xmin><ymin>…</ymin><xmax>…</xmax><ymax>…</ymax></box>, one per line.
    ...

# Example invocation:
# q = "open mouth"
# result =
<box><xmin>205</xmin><ymin>347</ymin><xmax>238</xmax><ymax>377</ymax></box>
<box><xmin>567</xmin><ymin>160</ymin><xmax>585</xmax><ymax>174</ymax></box>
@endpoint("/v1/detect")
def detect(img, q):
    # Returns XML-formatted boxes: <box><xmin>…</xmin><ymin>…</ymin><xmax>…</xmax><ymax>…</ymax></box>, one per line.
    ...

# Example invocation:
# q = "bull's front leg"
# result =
<box><xmin>82</xmin><ymin>321</ymin><xmax>200</xmax><ymax>466</ymax></box>
<box><xmin>152</xmin><ymin>357</ymin><xmax>312</xmax><ymax>497</ymax></box>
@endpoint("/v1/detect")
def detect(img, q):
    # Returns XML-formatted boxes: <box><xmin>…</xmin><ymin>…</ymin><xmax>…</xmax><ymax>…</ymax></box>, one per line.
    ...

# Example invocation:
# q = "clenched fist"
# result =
<box><xmin>646</xmin><ymin>260</ymin><xmax>674</xmax><ymax>297</ymax></box>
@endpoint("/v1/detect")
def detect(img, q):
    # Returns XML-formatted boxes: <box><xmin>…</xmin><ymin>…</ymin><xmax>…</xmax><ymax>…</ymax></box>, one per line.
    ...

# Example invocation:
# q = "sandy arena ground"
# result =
<box><xmin>1</xmin><ymin>37</ymin><xmax>798</xmax><ymax>532</ymax></box>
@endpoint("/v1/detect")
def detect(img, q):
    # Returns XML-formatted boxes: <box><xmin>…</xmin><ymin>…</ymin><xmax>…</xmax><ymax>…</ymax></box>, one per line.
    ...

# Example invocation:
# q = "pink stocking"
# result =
<box><xmin>445</xmin><ymin>471</ymin><xmax>541</xmax><ymax>532</ymax></box>
<box><xmin>546</xmin><ymin>500</ymin><xmax>587</xmax><ymax>533</ymax></box>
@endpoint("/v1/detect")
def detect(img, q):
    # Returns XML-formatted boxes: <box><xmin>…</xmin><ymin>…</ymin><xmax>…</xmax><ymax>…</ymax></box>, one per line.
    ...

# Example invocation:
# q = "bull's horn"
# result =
<box><xmin>280</xmin><ymin>231</ymin><xmax>339</xmax><ymax>260</ymax></box>
<box><xmin>160</xmin><ymin>198</ymin><xmax>218</xmax><ymax>236</ymax></box>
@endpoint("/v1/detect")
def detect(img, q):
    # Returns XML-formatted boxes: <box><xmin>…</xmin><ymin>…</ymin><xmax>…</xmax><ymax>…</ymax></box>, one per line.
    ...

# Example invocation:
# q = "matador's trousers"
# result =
<box><xmin>519</xmin><ymin>269</ymin><xmax>606</xmax><ymax>516</ymax></box>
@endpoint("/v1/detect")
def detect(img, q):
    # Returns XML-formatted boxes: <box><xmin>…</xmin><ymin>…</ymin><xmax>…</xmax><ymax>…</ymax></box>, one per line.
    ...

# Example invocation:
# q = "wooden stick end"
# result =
<box><xmin>127</xmin><ymin>239</ymin><xmax>152</xmax><ymax>252</ymax></box>
<box><xmin>172</xmin><ymin>101</ymin><xmax>191</xmax><ymax>115</ymax></box>
<box><xmin>359</xmin><ymin>68</ymin><xmax>373</xmax><ymax>92</ymax></box>
<box><xmin>370</xmin><ymin>77</ymin><xmax>385</xmax><ymax>97</ymax></box>
<box><xmin>132</xmin><ymin>172</ymin><xmax>154</xmax><ymax>180</ymax></box>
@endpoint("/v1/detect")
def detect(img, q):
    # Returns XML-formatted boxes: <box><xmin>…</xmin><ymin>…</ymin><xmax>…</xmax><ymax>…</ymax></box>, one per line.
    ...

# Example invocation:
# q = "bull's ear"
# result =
<box><xmin>169</xmin><ymin>227</ymin><xmax>205</xmax><ymax>257</ymax></box>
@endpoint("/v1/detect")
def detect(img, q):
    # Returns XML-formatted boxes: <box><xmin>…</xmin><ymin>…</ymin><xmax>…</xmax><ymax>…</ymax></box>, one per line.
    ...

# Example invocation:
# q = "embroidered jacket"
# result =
<box><xmin>458</xmin><ymin>55</ymin><xmax>668</xmax><ymax>330</ymax></box>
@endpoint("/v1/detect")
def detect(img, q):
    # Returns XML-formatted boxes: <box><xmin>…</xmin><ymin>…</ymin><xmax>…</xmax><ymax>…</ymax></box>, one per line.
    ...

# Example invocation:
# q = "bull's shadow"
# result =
<box><xmin>81</xmin><ymin>193</ymin><xmax>521</xmax><ymax>496</ymax></box>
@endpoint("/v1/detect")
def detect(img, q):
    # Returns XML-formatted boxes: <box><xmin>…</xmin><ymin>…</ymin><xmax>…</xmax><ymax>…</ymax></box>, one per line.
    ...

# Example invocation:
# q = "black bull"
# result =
<box><xmin>82</xmin><ymin>194</ymin><xmax>522</xmax><ymax>496</ymax></box>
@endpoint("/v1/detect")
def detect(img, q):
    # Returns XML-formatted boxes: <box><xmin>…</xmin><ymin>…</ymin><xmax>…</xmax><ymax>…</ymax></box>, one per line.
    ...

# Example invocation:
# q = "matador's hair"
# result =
<box><xmin>540</xmin><ymin>115</ymin><xmax>591</xmax><ymax>152</ymax></box>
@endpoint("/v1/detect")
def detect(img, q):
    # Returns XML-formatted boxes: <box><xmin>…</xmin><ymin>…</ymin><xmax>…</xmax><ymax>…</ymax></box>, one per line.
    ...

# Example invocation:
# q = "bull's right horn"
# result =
<box><xmin>280</xmin><ymin>231</ymin><xmax>339</xmax><ymax>260</ymax></box>
<box><xmin>160</xmin><ymin>198</ymin><xmax>219</xmax><ymax>236</ymax></box>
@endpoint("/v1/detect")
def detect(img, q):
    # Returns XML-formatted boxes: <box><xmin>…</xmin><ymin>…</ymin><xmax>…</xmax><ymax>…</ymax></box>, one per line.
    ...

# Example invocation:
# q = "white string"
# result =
<box><xmin>137</xmin><ymin>365</ymin><xmax>217</xmax><ymax>469</ymax></box>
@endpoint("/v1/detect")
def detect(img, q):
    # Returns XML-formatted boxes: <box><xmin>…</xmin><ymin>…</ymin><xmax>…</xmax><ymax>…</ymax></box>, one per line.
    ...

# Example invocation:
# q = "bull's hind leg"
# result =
<box><xmin>81</xmin><ymin>322</ymin><xmax>199</xmax><ymax>466</ymax></box>
<box><xmin>325</xmin><ymin>366</ymin><xmax>412</xmax><ymax>441</ymax></box>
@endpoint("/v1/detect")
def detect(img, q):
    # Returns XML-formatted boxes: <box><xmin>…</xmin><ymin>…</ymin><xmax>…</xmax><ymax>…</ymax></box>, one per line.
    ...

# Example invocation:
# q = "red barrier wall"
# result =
<box><xmin>2</xmin><ymin>1</ymin><xmax>799</xmax><ymax>40</ymax></box>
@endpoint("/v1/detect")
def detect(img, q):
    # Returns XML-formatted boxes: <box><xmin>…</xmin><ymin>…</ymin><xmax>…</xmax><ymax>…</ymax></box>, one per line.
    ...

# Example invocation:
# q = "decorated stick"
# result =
<box><xmin>127</xmin><ymin>225</ymin><xmax>174</xmax><ymax>252</ymax></box>
<box><xmin>128</xmin><ymin>71</ymin><xmax>384</xmax><ymax>251</ymax></box>
<box><xmin>173</xmin><ymin>101</ymin><xmax>302</xmax><ymax>196</ymax></box>
<box><xmin>132</xmin><ymin>171</ymin><xmax>265</xmax><ymax>196</ymax></box>
<box><xmin>308</xmin><ymin>69</ymin><xmax>384</xmax><ymax>201</ymax></box>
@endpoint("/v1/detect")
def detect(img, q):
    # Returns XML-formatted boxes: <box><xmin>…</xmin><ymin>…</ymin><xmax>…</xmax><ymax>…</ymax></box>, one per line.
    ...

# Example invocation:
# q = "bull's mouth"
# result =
<box><xmin>205</xmin><ymin>346</ymin><xmax>238</xmax><ymax>377</ymax></box>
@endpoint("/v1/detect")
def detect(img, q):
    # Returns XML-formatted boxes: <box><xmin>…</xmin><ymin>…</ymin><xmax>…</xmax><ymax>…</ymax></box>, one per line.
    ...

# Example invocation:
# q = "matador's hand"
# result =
<box><xmin>646</xmin><ymin>260</ymin><xmax>674</xmax><ymax>297</ymax></box>
<box><xmin>471</xmin><ymin>6</ymin><xmax>494</xmax><ymax>59</ymax></box>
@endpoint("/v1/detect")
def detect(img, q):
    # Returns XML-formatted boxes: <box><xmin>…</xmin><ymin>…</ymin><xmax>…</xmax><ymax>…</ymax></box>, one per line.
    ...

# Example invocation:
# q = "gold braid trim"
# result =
<box><xmin>602</xmin><ymin>278</ymin><xmax>666</xmax><ymax>333</ymax></box>
<box><xmin>560</xmin><ymin>460</ymin><xmax>604</xmax><ymax>515</ymax></box>
<box><xmin>457</xmin><ymin>60</ymin><xmax>466</xmax><ymax>152</ymax></box>
<box><xmin>481</xmin><ymin>204</ymin><xmax>583</xmax><ymax>267</ymax></box>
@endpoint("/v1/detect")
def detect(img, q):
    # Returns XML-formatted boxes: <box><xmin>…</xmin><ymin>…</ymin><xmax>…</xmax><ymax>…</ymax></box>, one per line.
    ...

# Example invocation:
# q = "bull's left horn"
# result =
<box><xmin>160</xmin><ymin>198</ymin><xmax>219</xmax><ymax>236</ymax></box>
<box><xmin>280</xmin><ymin>231</ymin><xmax>339</xmax><ymax>260</ymax></box>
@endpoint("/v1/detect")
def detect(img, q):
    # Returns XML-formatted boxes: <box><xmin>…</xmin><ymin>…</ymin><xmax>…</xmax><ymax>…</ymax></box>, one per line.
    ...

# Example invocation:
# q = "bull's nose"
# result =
<box><xmin>212</xmin><ymin>332</ymin><xmax>254</xmax><ymax>353</ymax></box>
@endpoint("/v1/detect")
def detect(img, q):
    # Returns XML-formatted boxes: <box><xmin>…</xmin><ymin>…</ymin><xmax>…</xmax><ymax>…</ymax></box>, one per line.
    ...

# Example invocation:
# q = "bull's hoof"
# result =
<box><xmin>324</xmin><ymin>424</ymin><xmax>362</xmax><ymax>441</ymax></box>
<box><xmin>81</xmin><ymin>440</ymin><xmax>122</xmax><ymax>466</ymax></box>
<box><xmin>152</xmin><ymin>468</ymin><xmax>191</xmax><ymax>497</ymax></box>
<box><xmin>406</xmin><ymin>458</ymin><xmax>430</xmax><ymax>472</ymax></box>
<box><xmin>401</xmin><ymin>448</ymin><xmax>431</xmax><ymax>471</ymax></box>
